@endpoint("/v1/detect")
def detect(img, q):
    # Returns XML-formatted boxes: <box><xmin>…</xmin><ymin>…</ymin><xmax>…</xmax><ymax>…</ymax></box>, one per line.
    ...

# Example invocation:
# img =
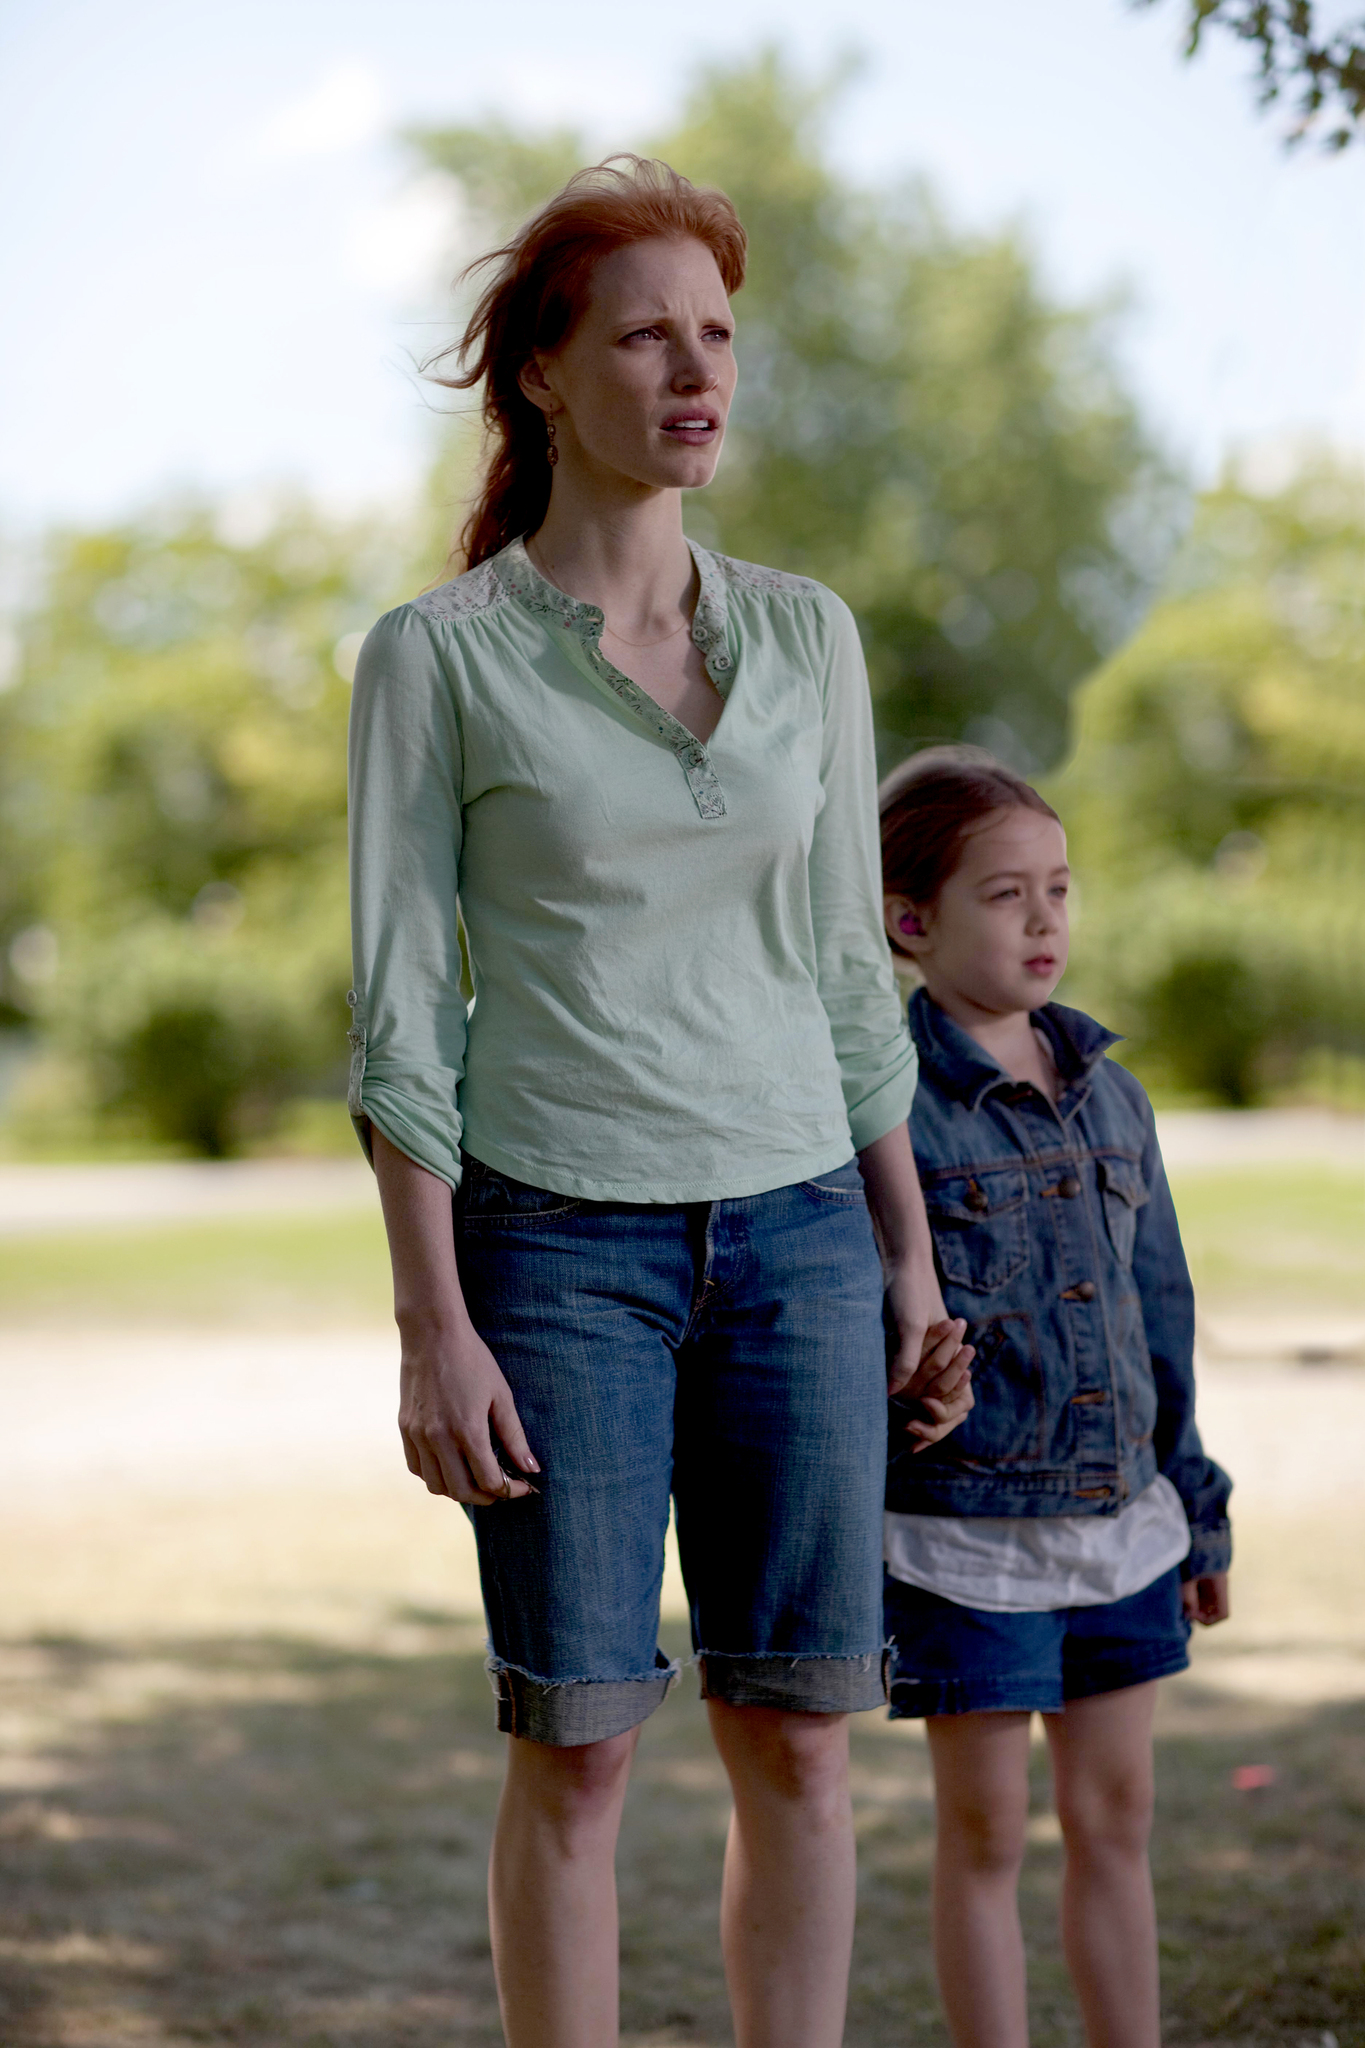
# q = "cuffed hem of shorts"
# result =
<box><xmin>698</xmin><ymin>1650</ymin><xmax>888</xmax><ymax>1714</ymax></box>
<box><xmin>487</xmin><ymin>1650</ymin><xmax>679</xmax><ymax>1745</ymax></box>
<box><xmin>888</xmin><ymin>1671</ymin><xmax>1064</xmax><ymax>1719</ymax></box>
<box><xmin>887</xmin><ymin>1638</ymin><xmax>1192</xmax><ymax>1719</ymax></box>
<box><xmin>1062</xmin><ymin>1638</ymin><xmax>1190</xmax><ymax>1702</ymax></box>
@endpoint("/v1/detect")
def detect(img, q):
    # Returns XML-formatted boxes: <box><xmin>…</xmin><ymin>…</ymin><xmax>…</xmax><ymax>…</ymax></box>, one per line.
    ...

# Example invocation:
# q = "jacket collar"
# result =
<box><xmin>908</xmin><ymin>986</ymin><xmax>1121</xmax><ymax>1113</ymax></box>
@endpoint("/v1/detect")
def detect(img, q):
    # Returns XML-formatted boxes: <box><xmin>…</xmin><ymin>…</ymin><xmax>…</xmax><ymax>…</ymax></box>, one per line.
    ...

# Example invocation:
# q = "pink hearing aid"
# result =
<box><xmin>898</xmin><ymin>912</ymin><xmax>924</xmax><ymax>936</ymax></box>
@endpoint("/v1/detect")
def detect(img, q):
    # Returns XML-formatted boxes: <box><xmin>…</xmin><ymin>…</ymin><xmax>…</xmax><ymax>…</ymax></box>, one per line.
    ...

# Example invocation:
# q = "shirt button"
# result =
<box><xmin>346</xmin><ymin>990</ymin><xmax>358</xmax><ymax>1008</ymax></box>
<box><xmin>1057</xmin><ymin>1175</ymin><xmax>1081</xmax><ymax>1198</ymax></box>
<box><xmin>1062</xmin><ymin>1280</ymin><xmax>1097</xmax><ymax>1302</ymax></box>
<box><xmin>713</xmin><ymin>652</ymin><xmax>731</xmax><ymax>670</ymax></box>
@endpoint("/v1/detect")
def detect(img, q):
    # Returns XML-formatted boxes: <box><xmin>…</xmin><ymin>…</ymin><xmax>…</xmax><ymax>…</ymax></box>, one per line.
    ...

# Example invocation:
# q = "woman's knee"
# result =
<box><xmin>710</xmin><ymin>1703</ymin><xmax>850</xmax><ymax>1806</ymax></box>
<box><xmin>505</xmin><ymin>1726</ymin><xmax>638</xmax><ymax>1835</ymax></box>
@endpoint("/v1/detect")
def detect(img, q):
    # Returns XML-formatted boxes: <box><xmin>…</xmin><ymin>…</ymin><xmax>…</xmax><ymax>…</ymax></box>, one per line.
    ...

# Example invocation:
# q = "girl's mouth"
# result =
<box><xmin>1024</xmin><ymin>955</ymin><xmax>1057</xmax><ymax>975</ymax></box>
<box><xmin>661</xmin><ymin>413</ymin><xmax>720</xmax><ymax>443</ymax></box>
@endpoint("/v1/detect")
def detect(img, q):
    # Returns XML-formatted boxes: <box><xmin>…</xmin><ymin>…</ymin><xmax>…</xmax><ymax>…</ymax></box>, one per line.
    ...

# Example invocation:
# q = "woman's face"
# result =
<box><xmin>522</xmin><ymin>235</ymin><xmax>737</xmax><ymax>494</ymax></box>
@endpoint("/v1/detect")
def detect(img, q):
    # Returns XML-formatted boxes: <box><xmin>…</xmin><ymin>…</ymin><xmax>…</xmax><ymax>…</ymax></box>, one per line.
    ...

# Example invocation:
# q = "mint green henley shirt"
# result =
<box><xmin>347</xmin><ymin>535</ymin><xmax>917</xmax><ymax>1202</ymax></box>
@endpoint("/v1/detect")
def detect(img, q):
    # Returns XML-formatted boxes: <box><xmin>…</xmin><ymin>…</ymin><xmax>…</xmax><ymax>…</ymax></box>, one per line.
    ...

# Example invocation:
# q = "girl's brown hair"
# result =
<box><xmin>432</xmin><ymin>155</ymin><xmax>747</xmax><ymax>571</ymax></box>
<box><xmin>879</xmin><ymin>746</ymin><xmax>1060</xmax><ymax>937</ymax></box>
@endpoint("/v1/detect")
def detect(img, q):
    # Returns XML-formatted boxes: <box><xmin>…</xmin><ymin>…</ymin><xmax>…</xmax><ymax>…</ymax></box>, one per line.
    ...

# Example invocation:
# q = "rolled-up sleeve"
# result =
<box><xmin>806</xmin><ymin>592</ymin><xmax>919</xmax><ymax>1151</ymax></box>
<box><xmin>347</xmin><ymin>605</ymin><xmax>468</xmax><ymax>1190</ymax></box>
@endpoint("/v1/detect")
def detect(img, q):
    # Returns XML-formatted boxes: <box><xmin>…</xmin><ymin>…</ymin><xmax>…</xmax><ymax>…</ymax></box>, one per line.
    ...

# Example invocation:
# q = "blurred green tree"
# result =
<box><xmin>0</xmin><ymin>502</ymin><xmax>408</xmax><ymax>1152</ymax></box>
<box><xmin>409</xmin><ymin>50</ymin><xmax>1177</xmax><ymax>770</ymax></box>
<box><xmin>1054</xmin><ymin>457</ymin><xmax>1365</xmax><ymax>1102</ymax></box>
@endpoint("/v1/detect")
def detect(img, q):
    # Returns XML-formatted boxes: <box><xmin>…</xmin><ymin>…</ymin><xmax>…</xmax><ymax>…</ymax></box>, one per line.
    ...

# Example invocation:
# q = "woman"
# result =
<box><xmin>347</xmin><ymin>156</ymin><xmax>972</xmax><ymax>2048</ymax></box>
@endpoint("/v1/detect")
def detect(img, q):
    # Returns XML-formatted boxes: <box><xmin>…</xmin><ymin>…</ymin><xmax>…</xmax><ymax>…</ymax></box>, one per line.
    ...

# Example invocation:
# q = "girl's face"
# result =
<box><xmin>520</xmin><ymin>235</ymin><xmax>737</xmax><ymax>495</ymax></box>
<box><xmin>885</xmin><ymin>807</ymin><xmax>1071</xmax><ymax>1018</ymax></box>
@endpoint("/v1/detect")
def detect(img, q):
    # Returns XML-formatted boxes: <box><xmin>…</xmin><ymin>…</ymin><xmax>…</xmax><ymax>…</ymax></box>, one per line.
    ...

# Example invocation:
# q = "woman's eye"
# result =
<box><xmin>622</xmin><ymin>326</ymin><xmax>663</xmax><ymax>343</ymax></box>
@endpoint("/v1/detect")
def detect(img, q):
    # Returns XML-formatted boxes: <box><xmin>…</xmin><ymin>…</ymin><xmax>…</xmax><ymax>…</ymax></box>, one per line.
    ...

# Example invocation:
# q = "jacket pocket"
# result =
<box><xmin>1097</xmin><ymin>1157</ymin><xmax>1147</xmax><ymax>1269</ymax></box>
<box><xmin>924</xmin><ymin>1168</ymin><xmax>1030</xmax><ymax>1294</ymax></box>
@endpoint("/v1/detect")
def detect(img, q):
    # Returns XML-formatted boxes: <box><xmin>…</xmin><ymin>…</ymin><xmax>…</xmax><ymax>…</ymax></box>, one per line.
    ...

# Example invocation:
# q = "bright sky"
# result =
<box><xmin>2</xmin><ymin>0</ymin><xmax>1364</xmax><ymax>532</ymax></box>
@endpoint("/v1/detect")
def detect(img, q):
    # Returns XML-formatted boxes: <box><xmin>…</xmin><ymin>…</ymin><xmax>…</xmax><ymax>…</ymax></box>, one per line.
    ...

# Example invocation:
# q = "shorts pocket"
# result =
<box><xmin>799</xmin><ymin>1158</ymin><xmax>866</xmax><ymax>1201</ymax></box>
<box><xmin>925</xmin><ymin>1168</ymin><xmax>1030</xmax><ymax>1293</ymax></box>
<box><xmin>1097</xmin><ymin>1157</ymin><xmax>1147</xmax><ymax>1268</ymax></box>
<box><xmin>458</xmin><ymin>1157</ymin><xmax>584</xmax><ymax>1222</ymax></box>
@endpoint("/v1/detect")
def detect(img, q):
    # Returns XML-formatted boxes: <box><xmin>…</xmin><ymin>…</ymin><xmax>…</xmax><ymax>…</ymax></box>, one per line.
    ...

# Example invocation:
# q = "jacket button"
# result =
<box><xmin>1058</xmin><ymin>1175</ymin><xmax>1080</xmax><ymax>1198</ymax></box>
<box><xmin>964</xmin><ymin>1180</ymin><xmax>989</xmax><ymax>1213</ymax></box>
<box><xmin>1062</xmin><ymin>1280</ymin><xmax>1097</xmax><ymax>1302</ymax></box>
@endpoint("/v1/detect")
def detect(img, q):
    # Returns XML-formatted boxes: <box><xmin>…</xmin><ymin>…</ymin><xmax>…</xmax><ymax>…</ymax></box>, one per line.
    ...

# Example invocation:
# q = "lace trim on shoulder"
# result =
<box><xmin>711</xmin><ymin>553</ymin><xmax>822</xmax><ymax>598</ymax></box>
<box><xmin>410</xmin><ymin>558</ymin><xmax>509</xmax><ymax>623</ymax></box>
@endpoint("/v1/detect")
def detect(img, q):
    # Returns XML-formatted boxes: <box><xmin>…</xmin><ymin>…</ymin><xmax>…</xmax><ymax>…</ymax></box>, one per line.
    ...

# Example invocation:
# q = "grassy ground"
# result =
<box><xmin>1</xmin><ymin>1165</ymin><xmax>1359</xmax><ymax>1329</ymax></box>
<box><xmin>1</xmin><ymin>1612</ymin><xmax>1361</xmax><ymax>2048</ymax></box>
<box><xmin>1</xmin><ymin>1166</ymin><xmax>1362</xmax><ymax>2046</ymax></box>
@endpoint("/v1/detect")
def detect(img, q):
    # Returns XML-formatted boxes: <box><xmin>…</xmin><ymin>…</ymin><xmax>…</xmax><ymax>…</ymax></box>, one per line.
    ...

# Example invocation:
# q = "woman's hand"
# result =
<box><xmin>372</xmin><ymin>1127</ymin><xmax>540</xmax><ymax>1507</ymax></box>
<box><xmin>858</xmin><ymin>1125</ymin><xmax>975</xmax><ymax>1451</ymax></box>
<box><xmin>897</xmin><ymin>1315</ymin><xmax>976</xmax><ymax>1454</ymax></box>
<box><xmin>398</xmin><ymin>1312</ymin><xmax>539</xmax><ymax>1505</ymax></box>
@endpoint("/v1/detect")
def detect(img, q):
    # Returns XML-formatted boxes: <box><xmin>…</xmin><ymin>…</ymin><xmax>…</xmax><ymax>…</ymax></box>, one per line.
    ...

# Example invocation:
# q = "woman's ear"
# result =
<box><xmin>517</xmin><ymin>356</ymin><xmax>556</xmax><ymax>415</ymax></box>
<box><xmin>884</xmin><ymin>893</ymin><xmax>929</xmax><ymax>957</ymax></box>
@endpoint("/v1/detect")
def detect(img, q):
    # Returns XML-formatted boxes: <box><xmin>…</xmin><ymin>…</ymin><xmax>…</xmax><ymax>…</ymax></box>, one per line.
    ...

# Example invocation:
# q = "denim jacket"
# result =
<box><xmin>889</xmin><ymin>989</ymin><xmax>1232</xmax><ymax>1579</ymax></box>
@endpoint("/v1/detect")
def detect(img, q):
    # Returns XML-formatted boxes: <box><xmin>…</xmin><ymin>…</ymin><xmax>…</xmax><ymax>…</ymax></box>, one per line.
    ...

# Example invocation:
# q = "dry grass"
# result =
<box><xmin>1</xmin><ymin>1173</ymin><xmax>1363</xmax><ymax>2046</ymax></box>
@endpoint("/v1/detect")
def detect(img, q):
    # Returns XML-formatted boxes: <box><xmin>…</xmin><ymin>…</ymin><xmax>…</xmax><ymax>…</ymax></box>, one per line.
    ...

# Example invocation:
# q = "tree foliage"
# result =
<box><xmin>1141</xmin><ymin>1</ymin><xmax>1365</xmax><ymax>148</ymax></box>
<box><xmin>409</xmin><ymin>51</ymin><xmax>1176</xmax><ymax>771</ymax></box>
<box><xmin>0</xmin><ymin>504</ymin><xmax>408</xmax><ymax>1151</ymax></box>
<box><xmin>1055</xmin><ymin>458</ymin><xmax>1365</xmax><ymax>1101</ymax></box>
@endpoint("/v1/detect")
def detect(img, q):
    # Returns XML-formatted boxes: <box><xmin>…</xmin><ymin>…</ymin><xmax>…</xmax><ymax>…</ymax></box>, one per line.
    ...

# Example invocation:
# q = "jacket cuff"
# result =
<box><xmin>1182</xmin><ymin>1521</ymin><xmax>1232</xmax><ymax>1579</ymax></box>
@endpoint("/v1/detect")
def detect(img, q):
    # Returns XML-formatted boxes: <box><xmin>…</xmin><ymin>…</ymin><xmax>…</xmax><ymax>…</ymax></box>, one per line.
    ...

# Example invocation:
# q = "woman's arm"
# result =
<box><xmin>857</xmin><ymin>1121</ymin><xmax>974</xmax><ymax>1444</ymax></box>
<box><xmin>372</xmin><ymin>1129</ymin><xmax>540</xmax><ymax>1504</ymax></box>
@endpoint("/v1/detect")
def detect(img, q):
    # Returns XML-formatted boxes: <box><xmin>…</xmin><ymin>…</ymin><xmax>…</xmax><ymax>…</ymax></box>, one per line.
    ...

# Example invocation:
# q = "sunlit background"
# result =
<box><xmin>1</xmin><ymin>5</ymin><xmax>1363</xmax><ymax>2045</ymax></box>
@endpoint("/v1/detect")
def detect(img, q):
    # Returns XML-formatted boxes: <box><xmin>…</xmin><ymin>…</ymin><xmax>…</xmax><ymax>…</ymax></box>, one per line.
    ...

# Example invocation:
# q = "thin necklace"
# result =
<box><xmin>528</xmin><ymin>540</ymin><xmax>694</xmax><ymax>650</ymax></box>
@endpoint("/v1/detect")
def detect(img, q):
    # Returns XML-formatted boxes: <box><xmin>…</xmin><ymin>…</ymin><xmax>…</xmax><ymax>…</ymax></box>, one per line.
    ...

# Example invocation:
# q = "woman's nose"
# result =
<box><xmin>672</xmin><ymin>345</ymin><xmax>718</xmax><ymax>392</ymax></box>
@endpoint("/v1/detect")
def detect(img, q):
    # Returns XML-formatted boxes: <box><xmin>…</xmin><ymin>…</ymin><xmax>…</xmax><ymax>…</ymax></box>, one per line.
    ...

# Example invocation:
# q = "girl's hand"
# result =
<box><xmin>398</xmin><ymin>1314</ymin><xmax>541</xmax><ymax>1506</ymax></box>
<box><xmin>1181</xmin><ymin>1572</ymin><xmax>1230</xmax><ymax>1626</ymax></box>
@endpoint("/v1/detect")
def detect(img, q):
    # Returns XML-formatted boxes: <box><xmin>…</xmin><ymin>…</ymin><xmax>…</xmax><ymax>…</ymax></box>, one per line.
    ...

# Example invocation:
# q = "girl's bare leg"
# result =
<box><xmin>706</xmin><ymin>1703</ymin><xmax>856</xmax><ymax>2048</ymax></box>
<box><xmin>488</xmin><ymin>1727</ymin><xmax>638</xmax><ymax>2048</ymax></box>
<box><xmin>1043</xmin><ymin>1682</ymin><xmax>1160</xmax><ymax>2048</ymax></box>
<box><xmin>925</xmin><ymin>1712</ymin><xmax>1033</xmax><ymax>2048</ymax></box>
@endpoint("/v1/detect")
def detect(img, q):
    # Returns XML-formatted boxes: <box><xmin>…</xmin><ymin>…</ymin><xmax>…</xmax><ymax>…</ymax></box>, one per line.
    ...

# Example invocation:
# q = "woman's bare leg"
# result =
<box><xmin>925</xmin><ymin>1712</ymin><xmax>1033</xmax><ymax>2048</ymax></box>
<box><xmin>1044</xmin><ymin>1683</ymin><xmax>1160</xmax><ymax>2048</ymax></box>
<box><xmin>706</xmin><ymin>1703</ymin><xmax>856</xmax><ymax>2048</ymax></box>
<box><xmin>488</xmin><ymin>1727</ymin><xmax>638</xmax><ymax>2048</ymax></box>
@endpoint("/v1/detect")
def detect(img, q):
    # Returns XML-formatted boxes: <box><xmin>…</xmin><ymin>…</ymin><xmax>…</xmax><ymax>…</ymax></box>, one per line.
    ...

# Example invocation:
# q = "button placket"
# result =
<box><xmin>496</xmin><ymin>537</ymin><xmax>731</xmax><ymax>821</ymax></box>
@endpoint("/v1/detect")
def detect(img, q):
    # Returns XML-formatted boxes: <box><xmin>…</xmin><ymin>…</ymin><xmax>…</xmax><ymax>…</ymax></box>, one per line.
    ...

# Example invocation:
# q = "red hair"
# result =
<box><xmin>879</xmin><ymin>746</ymin><xmax>1060</xmax><ymax>944</ymax></box>
<box><xmin>431</xmin><ymin>155</ymin><xmax>747</xmax><ymax>571</ymax></box>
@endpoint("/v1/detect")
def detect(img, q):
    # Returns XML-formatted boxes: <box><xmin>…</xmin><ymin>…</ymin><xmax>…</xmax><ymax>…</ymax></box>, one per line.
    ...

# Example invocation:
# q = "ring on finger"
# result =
<box><xmin>499</xmin><ymin>1469</ymin><xmax>513</xmax><ymax>1501</ymax></box>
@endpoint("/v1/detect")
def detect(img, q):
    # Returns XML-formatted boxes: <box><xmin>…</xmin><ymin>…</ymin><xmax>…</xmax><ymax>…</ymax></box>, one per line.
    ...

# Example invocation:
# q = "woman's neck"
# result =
<box><xmin>527</xmin><ymin>481</ymin><xmax>695</xmax><ymax>640</ymax></box>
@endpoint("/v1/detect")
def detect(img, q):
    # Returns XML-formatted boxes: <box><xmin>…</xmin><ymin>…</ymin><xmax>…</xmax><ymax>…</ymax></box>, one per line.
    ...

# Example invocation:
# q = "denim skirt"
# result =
<box><xmin>454</xmin><ymin>1153</ymin><xmax>889</xmax><ymax>1745</ymax></box>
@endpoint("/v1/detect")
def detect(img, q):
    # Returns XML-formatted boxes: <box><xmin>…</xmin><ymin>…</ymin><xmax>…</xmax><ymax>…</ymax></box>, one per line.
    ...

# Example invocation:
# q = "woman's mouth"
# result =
<box><xmin>661</xmin><ymin>412</ymin><xmax>720</xmax><ymax>444</ymax></box>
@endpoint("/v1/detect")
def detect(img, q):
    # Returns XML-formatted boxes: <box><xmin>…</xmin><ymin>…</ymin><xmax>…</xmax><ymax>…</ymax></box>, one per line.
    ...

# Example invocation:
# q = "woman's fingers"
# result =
<box><xmin>490</xmin><ymin>1384</ymin><xmax>541</xmax><ymax>1477</ymax></box>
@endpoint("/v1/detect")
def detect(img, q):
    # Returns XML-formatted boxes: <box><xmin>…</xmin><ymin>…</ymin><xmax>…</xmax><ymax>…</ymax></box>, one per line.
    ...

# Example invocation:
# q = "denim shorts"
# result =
<box><xmin>454</xmin><ymin>1154</ymin><xmax>889</xmax><ymax>1745</ymax></box>
<box><xmin>883</xmin><ymin>1565</ymin><xmax>1191</xmax><ymax>1718</ymax></box>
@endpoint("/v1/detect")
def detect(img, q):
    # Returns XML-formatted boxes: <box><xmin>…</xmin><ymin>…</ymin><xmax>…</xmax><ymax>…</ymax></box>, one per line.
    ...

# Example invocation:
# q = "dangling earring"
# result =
<box><xmin>545</xmin><ymin>416</ymin><xmax>559</xmax><ymax>467</ymax></box>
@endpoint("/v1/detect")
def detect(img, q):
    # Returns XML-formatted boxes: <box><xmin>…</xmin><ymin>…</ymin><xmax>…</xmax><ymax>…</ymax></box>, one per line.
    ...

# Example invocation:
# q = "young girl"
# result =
<box><xmin>877</xmin><ymin>747</ymin><xmax>1232</xmax><ymax>2048</ymax></box>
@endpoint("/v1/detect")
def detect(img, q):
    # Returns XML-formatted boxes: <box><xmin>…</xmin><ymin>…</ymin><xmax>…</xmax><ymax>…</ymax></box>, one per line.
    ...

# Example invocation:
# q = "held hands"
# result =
<box><xmin>884</xmin><ymin>1253</ymin><xmax>975</xmax><ymax>1455</ymax></box>
<box><xmin>1181</xmin><ymin>1572</ymin><xmax>1230</xmax><ymax>1626</ymax></box>
<box><xmin>398</xmin><ymin>1315</ymin><xmax>541</xmax><ymax>1507</ymax></box>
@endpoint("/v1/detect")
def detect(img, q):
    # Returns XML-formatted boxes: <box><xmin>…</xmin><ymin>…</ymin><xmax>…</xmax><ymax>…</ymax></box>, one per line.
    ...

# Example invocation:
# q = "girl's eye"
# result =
<box><xmin>990</xmin><ymin>887</ymin><xmax>1019</xmax><ymax>902</ymax></box>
